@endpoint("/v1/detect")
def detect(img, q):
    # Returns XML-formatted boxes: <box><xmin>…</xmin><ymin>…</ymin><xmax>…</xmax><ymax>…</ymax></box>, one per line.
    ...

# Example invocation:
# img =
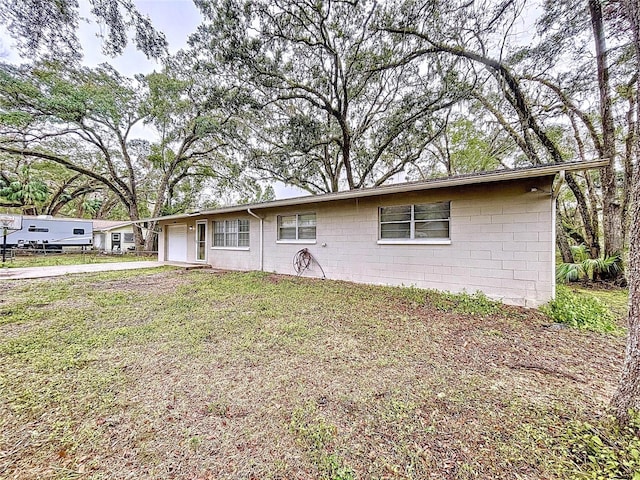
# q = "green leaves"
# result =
<box><xmin>555</xmin><ymin>414</ymin><xmax>640</xmax><ymax>479</ymax></box>
<box><xmin>192</xmin><ymin>0</ymin><xmax>459</xmax><ymax>192</ymax></box>
<box><xmin>0</xmin><ymin>0</ymin><xmax>168</xmax><ymax>61</ymax></box>
<box><xmin>0</xmin><ymin>170</ymin><xmax>49</xmax><ymax>207</ymax></box>
<box><xmin>541</xmin><ymin>286</ymin><xmax>620</xmax><ymax>334</ymax></box>
<box><xmin>447</xmin><ymin>118</ymin><xmax>501</xmax><ymax>174</ymax></box>
<box><xmin>556</xmin><ymin>245</ymin><xmax>623</xmax><ymax>283</ymax></box>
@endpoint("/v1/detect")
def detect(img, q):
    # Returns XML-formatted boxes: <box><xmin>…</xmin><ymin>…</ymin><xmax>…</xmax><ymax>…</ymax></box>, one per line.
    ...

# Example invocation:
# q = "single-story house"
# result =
<box><xmin>92</xmin><ymin>220</ymin><xmax>137</xmax><ymax>251</ymax></box>
<box><xmin>152</xmin><ymin>160</ymin><xmax>607</xmax><ymax>307</ymax></box>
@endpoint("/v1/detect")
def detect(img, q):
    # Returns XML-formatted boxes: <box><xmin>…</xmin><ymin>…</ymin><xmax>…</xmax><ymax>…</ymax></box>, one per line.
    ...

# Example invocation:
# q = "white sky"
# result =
<box><xmin>0</xmin><ymin>0</ymin><xmax>307</xmax><ymax>200</ymax></box>
<box><xmin>77</xmin><ymin>0</ymin><xmax>201</xmax><ymax>76</ymax></box>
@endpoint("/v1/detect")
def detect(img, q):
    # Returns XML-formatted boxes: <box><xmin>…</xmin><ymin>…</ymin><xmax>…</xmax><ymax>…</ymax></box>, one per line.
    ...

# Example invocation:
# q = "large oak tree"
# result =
<box><xmin>191</xmin><ymin>0</ymin><xmax>469</xmax><ymax>193</ymax></box>
<box><xmin>0</xmin><ymin>61</ymin><xmax>247</xmax><ymax>249</ymax></box>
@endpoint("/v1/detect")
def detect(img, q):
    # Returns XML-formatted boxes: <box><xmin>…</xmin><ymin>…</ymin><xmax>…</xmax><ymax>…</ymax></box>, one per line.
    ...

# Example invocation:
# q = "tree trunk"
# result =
<box><xmin>556</xmin><ymin>199</ymin><xmax>574</xmax><ymax>264</ymax></box>
<box><xmin>611</xmin><ymin>159</ymin><xmax>640</xmax><ymax>423</ymax></box>
<box><xmin>144</xmin><ymin>221</ymin><xmax>158</xmax><ymax>252</ymax></box>
<box><xmin>565</xmin><ymin>172</ymin><xmax>601</xmax><ymax>258</ymax></box>
<box><xmin>623</xmin><ymin>89</ymin><xmax>636</xmax><ymax>248</ymax></box>
<box><xmin>341</xmin><ymin>125</ymin><xmax>355</xmax><ymax>189</ymax></box>
<box><xmin>589</xmin><ymin>0</ymin><xmax>624</xmax><ymax>258</ymax></box>
<box><xmin>611</xmin><ymin>0</ymin><xmax>640</xmax><ymax>425</ymax></box>
<box><xmin>128</xmin><ymin>203</ymin><xmax>145</xmax><ymax>251</ymax></box>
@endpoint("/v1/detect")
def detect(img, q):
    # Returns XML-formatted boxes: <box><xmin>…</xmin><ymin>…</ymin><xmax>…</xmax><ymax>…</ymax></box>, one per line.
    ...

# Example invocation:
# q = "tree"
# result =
<box><xmin>191</xmin><ymin>0</ymin><xmax>465</xmax><ymax>193</ymax></box>
<box><xmin>138</xmin><ymin>55</ymin><xmax>264</xmax><ymax>247</ymax></box>
<box><xmin>0</xmin><ymin>165</ymin><xmax>48</xmax><ymax>214</ymax></box>
<box><xmin>531</xmin><ymin>0</ymin><xmax>632</xmax><ymax>260</ymax></box>
<box><xmin>383</xmin><ymin>0</ymin><xmax>634</xmax><ymax>268</ymax></box>
<box><xmin>0</xmin><ymin>61</ymin><xmax>246</xmax><ymax>249</ymax></box>
<box><xmin>0</xmin><ymin>0</ymin><xmax>168</xmax><ymax>61</ymax></box>
<box><xmin>424</xmin><ymin>114</ymin><xmax>508</xmax><ymax>176</ymax></box>
<box><xmin>0</xmin><ymin>157</ymin><xmax>102</xmax><ymax>216</ymax></box>
<box><xmin>611</xmin><ymin>0</ymin><xmax>640</xmax><ymax>425</ymax></box>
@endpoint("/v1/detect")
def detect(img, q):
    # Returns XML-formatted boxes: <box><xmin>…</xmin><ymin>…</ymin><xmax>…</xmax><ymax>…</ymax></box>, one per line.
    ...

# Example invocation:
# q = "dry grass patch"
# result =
<box><xmin>0</xmin><ymin>270</ymin><xmax>625</xmax><ymax>479</ymax></box>
<box><xmin>5</xmin><ymin>253</ymin><xmax>156</xmax><ymax>269</ymax></box>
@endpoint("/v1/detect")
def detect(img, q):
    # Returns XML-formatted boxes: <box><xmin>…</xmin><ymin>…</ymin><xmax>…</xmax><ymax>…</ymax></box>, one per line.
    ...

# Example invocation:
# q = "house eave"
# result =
<box><xmin>148</xmin><ymin>159</ymin><xmax>609</xmax><ymax>222</ymax></box>
<box><xmin>94</xmin><ymin>221</ymin><xmax>135</xmax><ymax>232</ymax></box>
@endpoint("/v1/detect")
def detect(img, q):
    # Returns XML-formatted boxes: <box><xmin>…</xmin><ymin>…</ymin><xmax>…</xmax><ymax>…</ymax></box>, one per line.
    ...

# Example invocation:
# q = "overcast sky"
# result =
<box><xmin>1</xmin><ymin>0</ymin><xmax>201</xmax><ymax>75</ymax></box>
<box><xmin>79</xmin><ymin>0</ymin><xmax>202</xmax><ymax>76</ymax></box>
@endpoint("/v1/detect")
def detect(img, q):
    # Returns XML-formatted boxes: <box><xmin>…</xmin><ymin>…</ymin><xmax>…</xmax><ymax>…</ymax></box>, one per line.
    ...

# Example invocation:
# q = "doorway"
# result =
<box><xmin>195</xmin><ymin>221</ymin><xmax>207</xmax><ymax>262</ymax></box>
<box><xmin>111</xmin><ymin>232</ymin><xmax>121</xmax><ymax>251</ymax></box>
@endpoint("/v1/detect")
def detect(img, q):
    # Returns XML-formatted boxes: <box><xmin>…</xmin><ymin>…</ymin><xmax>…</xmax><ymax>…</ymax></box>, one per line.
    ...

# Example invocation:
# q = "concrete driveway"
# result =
<box><xmin>0</xmin><ymin>261</ymin><xmax>165</xmax><ymax>280</ymax></box>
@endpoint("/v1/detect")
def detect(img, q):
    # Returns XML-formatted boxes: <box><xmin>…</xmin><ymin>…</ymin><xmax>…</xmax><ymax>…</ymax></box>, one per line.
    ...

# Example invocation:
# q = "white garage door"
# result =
<box><xmin>167</xmin><ymin>224</ymin><xmax>188</xmax><ymax>262</ymax></box>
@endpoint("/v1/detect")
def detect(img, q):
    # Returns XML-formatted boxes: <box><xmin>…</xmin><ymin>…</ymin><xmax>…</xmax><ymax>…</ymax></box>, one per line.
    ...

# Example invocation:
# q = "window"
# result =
<box><xmin>73</xmin><ymin>228</ymin><xmax>85</xmax><ymax>235</ymax></box>
<box><xmin>379</xmin><ymin>202</ymin><xmax>450</xmax><ymax>240</ymax></box>
<box><xmin>28</xmin><ymin>226</ymin><xmax>48</xmax><ymax>232</ymax></box>
<box><xmin>124</xmin><ymin>233</ymin><xmax>134</xmax><ymax>243</ymax></box>
<box><xmin>277</xmin><ymin>213</ymin><xmax>316</xmax><ymax>241</ymax></box>
<box><xmin>213</xmin><ymin>219</ymin><xmax>249</xmax><ymax>247</ymax></box>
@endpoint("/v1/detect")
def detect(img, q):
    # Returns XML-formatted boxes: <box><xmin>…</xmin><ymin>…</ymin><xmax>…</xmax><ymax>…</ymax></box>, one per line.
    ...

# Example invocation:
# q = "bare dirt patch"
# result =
<box><xmin>86</xmin><ymin>270</ymin><xmax>192</xmax><ymax>294</ymax></box>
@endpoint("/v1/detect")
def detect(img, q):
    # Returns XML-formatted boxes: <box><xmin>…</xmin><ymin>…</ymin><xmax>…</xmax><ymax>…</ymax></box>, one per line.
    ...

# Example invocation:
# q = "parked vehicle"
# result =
<box><xmin>4</xmin><ymin>216</ymin><xmax>93</xmax><ymax>251</ymax></box>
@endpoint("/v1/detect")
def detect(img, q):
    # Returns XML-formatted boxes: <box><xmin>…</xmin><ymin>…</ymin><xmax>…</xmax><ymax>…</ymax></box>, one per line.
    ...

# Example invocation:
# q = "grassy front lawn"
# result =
<box><xmin>0</xmin><ymin>270</ymin><xmax>626</xmax><ymax>479</ymax></box>
<box><xmin>2</xmin><ymin>252</ymin><xmax>156</xmax><ymax>268</ymax></box>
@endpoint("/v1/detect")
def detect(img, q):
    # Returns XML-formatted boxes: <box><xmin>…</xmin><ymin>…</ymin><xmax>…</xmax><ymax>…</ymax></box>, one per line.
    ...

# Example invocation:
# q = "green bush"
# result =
<box><xmin>541</xmin><ymin>286</ymin><xmax>619</xmax><ymax>333</ymax></box>
<box><xmin>556</xmin><ymin>244</ymin><xmax>622</xmax><ymax>284</ymax></box>
<box><xmin>554</xmin><ymin>414</ymin><xmax>640</xmax><ymax>480</ymax></box>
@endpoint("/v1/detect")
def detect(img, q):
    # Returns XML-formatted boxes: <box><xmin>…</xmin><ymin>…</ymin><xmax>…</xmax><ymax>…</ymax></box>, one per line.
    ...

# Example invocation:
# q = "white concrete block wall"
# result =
<box><xmin>205</xmin><ymin>214</ymin><xmax>260</xmax><ymax>270</ymax></box>
<box><xmin>160</xmin><ymin>215</ymin><xmax>260</xmax><ymax>270</ymax></box>
<box><xmin>159</xmin><ymin>176</ymin><xmax>555</xmax><ymax>307</ymax></box>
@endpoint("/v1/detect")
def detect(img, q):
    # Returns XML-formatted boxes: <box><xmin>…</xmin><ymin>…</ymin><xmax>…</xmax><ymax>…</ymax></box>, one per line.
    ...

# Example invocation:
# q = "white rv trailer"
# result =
<box><xmin>3</xmin><ymin>216</ymin><xmax>93</xmax><ymax>251</ymax></box>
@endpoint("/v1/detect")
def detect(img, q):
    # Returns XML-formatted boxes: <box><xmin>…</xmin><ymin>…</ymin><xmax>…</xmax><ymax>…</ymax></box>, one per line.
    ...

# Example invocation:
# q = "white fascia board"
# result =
<box><xmin>148</xmin><ymin>159</ymin><xmax>609</xmax><ymax>223</ymax></box>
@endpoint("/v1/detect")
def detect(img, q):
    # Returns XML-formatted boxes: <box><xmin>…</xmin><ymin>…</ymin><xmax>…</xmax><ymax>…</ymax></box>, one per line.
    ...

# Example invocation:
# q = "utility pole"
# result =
<box><xmin>2</xmin><ymin>225</ymin><xmax>7</xmax><ymax>265</ymax></box>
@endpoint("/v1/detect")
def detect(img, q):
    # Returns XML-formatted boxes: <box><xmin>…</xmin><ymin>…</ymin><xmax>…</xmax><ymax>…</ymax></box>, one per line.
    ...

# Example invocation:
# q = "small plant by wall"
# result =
<box><xmin>541</xmin><ymin>286</ymin><xmax>619</xmax><ymax>333</ymax></box>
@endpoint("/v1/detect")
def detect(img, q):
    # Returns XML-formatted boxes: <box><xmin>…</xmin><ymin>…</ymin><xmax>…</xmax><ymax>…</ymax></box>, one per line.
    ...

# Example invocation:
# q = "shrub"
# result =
<box><xmin>556</xmin><ymin>245</ymin><xmax>622</xmax><ymax>284</ymax></box>
<box><xmin>554</xmin><ymin>414</ymin><xmax>640</xmax><ymax>480</ymax></box>
<box><xmin>541</xmin><ymin>286</ymin><xmax>619</xmax><ymax>333</ymax></box>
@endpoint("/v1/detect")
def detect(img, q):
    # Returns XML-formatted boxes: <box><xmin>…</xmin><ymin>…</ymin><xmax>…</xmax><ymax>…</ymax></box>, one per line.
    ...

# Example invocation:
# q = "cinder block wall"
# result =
<box><xmin>159</xmin><ymin>176</ymin><xmax>555</xmax><ymax>307</ymax></box>
<box><xmin>260</xmin><ymin>177</ymin><xmax>554</xmax><ymax>307</ymax></box>
<box><xmin>204</xmin><ymin>213</ymin><xmax>260</xmax><ymax>270</ymax></box>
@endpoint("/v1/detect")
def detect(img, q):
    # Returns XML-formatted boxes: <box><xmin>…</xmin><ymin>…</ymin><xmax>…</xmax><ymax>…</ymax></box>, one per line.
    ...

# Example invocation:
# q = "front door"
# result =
<box><xmin>111</xmin><ymin>233</ymin><xmax>121</xmax><ymax>251</ymax></box>
<box><xmin>195</xmin><ymin>221</ymin><xmax>207</xmax><ymax>262</ymax></box>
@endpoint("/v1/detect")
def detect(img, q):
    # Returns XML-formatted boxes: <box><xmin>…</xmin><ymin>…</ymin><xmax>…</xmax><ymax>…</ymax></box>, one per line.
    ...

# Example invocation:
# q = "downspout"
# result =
<box><xmin>551</xmin><ymin>170</ymin><xmax>566</xmax><ymax>301</ymax></box>
<box><xmin>247</xmin><ymin>208</ymin><xmax>264</xmax><ymax>271</ymax></box>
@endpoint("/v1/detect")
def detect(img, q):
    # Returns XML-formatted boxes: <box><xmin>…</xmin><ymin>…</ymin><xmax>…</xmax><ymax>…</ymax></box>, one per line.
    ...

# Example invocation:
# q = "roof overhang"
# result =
<box><xmin>146</xmin><ymin>159</ymin><xmax>609</xmax><ymax>223</ymax></box>
<box><xmin>94</xmin><ymin>221</ymin><xmax>135</xmax><ymax>232</ymax></box>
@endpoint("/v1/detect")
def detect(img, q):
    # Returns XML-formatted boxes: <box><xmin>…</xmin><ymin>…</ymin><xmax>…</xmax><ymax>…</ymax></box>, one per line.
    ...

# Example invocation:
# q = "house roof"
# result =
<box><xmin>92</xmin><ymin>220</ymin><xmax>133</xmax><ymax>232</ymax></box>
<box><xmin>17</xmin><ymin>215</ymin><xmax>93</xmax><ymax>223</ymax></box>
<box><xmin>147</xmin><ymin>159</ymin><xmax>609</xmax><ymax>222</ymax></box>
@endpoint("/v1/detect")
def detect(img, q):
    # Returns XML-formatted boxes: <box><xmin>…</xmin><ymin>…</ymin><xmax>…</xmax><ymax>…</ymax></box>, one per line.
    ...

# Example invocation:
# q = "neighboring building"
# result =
<box><xmin>2</xmin><ymin>215</ymin><xmax>93</xmax><ymax>250</ymax></box>
<box><xmin>92</xmin><ymin>220</ymin><xmax>137</xmax><ymax>252</ymax></box>
<box><xmin>153</xmin><ymin>160</ymin><xmax>607</xmax><ymax>307</ymax></box>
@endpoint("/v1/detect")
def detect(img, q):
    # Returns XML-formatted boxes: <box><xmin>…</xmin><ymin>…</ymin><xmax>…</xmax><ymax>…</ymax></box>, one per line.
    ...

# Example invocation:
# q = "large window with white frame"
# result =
<box><xmin>277</xmin><ymin>213</ymin><xmax>316</xmax><ymax>241</ymax></box>
<box><xmin>213</xmin><ymin>219</ymin><xmax>250</xmax><ymax>247</ymax></box>
<box><xmin>379</xmin><ymin>202</ymin><xmax>450</xmax><ymax>240</ymax></box>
